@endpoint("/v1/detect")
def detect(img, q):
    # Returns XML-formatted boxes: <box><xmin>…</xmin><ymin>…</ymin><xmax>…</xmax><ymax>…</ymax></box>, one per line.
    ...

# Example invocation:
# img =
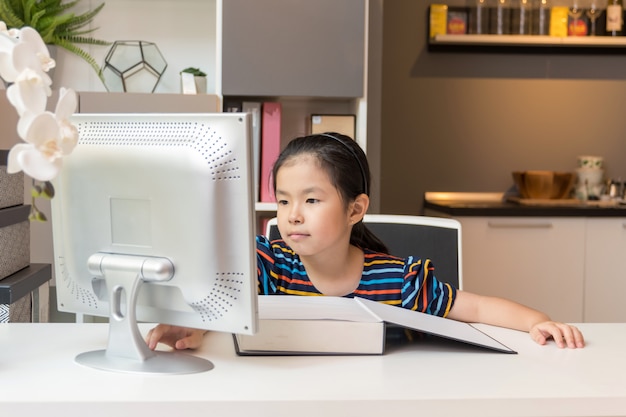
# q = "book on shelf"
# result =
<box><xmin>242</xmin><ymin>101</ymin><xmax>262</xmax><ymax>202</ymax></box>
<box><xmin>223</xmin><ymin>99</ymin><xmax>264</xmax><ymax>203</ymax></box>
<box><xmin>223</xmin><ymin>99</ymin><xmax>243</xmax><ymax>113</ymax></box>
<box><xmin>259</xmin><ymin>102</ymin><xmax>281</xmax><ymax>202</ymax></box>
<box><xmin>233</xmin><ymin>295</ymin><xmax>517</xmax><ymax>356</ymax></box>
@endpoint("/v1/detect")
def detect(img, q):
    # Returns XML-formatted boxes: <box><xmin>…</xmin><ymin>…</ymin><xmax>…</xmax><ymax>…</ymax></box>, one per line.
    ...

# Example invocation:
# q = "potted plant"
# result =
<box><xmin>180</xmin><ymin>67</ymin><xmax>207</xmax><ymax>94</ymax></box>
<box><xmin>0</xmin><ymin>0</ymin><xmax>110</xmax><ymax>80</ymax></box>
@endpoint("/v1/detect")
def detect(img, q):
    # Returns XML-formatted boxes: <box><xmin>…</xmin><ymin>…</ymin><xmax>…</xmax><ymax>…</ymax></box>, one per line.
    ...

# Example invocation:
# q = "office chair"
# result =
<box><xmin>265</xmin><ymin>214</ymin><xmax>463</xmax><ymax>289</ymax></box>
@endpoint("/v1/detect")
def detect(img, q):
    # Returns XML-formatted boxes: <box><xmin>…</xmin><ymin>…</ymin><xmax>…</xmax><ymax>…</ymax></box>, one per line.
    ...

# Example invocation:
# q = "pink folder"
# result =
<box><xmin>260</xmin><ymin>102</ymin><xmax>281</xmax><ymax>202</ymax></box>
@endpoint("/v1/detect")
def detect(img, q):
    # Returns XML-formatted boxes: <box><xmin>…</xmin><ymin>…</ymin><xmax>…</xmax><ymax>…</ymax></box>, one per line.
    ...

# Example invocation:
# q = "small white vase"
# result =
<box><xmin>180</xmin><ymin>73</ymin><xmax>207</xmax><ymax>94</ymax></box>
<box><xmin>193</xmin><ymin>76</ymin><xmax>207</xmax><ymax>94</ymax></box>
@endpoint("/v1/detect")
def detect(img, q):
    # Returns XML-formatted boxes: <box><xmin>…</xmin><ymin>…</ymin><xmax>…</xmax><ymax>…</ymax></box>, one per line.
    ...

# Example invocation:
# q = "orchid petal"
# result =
<box><xmin>7</xmin><ymin>143</ymin><xmax>31</xmax><ymax>174</ymax></box>
<box><xmin>17</xmin><ymin>146</ymin><xmax>61</xmax><ymax>181</ymax></box>
<box><xmin>0</xmin><ymin>52</ymin><xmax>20</xmax><ymax>82</ymax></box>
<box><xmin>19</xmin><ymin>27</ymin><xmax>55</xmax><ymax>73</ymax></box>
<box><xmin>24</xmin><ymin>112</ymin><xmax>60</xmax><ymax>147</ymax></box>
<box><xmin>55</xmin><ymin>88</ymin><xmax>78</xmax><ymax>119</ymax></box>
<box><xmin>20</xmin><ymin>27</ymin><xmax>47</xmax><ymax>54</ymax></box>
<box><xmin>6</xmin><ymin>69</ymin><xmax>48</xmax><ymax>115</ymax></box>
<box><xmin>0</xmin><ymin>32</ymin><xmax>15</xmax><ymax>51</ymax></box>
<box><xmin>58</xmin><ymin>119</ymin><xmax>78</xmax><ymax>155</ymax></box>
<box><xmin>16</xmin><ymin>111</ymin><xmax>36</xmax><ymax>140</ymax></box>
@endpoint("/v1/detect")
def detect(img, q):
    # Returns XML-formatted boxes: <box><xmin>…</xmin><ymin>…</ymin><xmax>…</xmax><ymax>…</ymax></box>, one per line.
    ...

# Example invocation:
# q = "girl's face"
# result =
<box><xmin>275</xmin><ymin>154</ymin><xmax>354</xmax><ymax>258</ymax></box>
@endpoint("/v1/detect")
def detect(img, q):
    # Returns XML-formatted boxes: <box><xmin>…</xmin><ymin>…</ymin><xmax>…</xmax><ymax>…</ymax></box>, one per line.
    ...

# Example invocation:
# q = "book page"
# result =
<box><xmin>258</xmin><ymin>295</ymin><xmax>380</xmax><ymax>323</ymax></box>
<box><xmin>355</xmin><ymin>297</ymin><xmax>516</xmax><ymax>353</ymax></box>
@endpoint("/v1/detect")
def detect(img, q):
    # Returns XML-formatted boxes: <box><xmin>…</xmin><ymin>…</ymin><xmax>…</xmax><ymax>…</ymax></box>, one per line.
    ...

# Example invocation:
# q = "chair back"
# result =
<box><xmin>265</xmin><ymin>214</ymin><xmax>463</xmax><ymax>289</ymax></box>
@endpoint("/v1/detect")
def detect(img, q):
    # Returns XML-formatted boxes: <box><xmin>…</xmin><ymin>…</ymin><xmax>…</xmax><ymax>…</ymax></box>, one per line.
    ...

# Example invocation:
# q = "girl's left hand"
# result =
<box><xmin>529</xmin><ymin>321</ymin><xmax>585</xmax><ymax>348</ymax></box>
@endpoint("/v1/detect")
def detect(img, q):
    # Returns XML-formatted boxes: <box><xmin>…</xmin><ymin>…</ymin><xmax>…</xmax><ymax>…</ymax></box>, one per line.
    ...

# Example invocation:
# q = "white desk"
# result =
<box><xmin>1</xmin><ymin>323</ymin><xmax>625</xmax><ymax>417</ymax></box>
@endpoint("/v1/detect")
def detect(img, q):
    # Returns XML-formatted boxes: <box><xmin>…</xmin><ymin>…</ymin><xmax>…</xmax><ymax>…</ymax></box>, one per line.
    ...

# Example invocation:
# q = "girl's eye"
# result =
<box><xmin>306</xmin><ymin>198</ymin><xmax>319</xmax><ymax>204</ymax></box>
<box><xmin>277</xmin><ymin>200</ymin><xmax>288</xmax><ymax>206</ymax></box>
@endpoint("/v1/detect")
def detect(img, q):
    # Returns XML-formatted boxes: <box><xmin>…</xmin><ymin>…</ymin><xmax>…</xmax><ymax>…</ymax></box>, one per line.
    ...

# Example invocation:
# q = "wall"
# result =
<box><xmin>380</xmin><ymin>0</ymin><xmax>626</xmax><ymax>214</ymax></box>
<box><xmin>54</xmin><ymin>0</ymin><xmax>217</xmax><ymax>94</ymax></box>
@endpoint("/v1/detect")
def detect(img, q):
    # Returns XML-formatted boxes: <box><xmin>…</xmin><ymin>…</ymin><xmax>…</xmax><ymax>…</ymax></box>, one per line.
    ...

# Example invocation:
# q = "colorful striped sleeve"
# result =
<box><xmin>402</xmin><ymin>257</ymin><xmax>456</xmax><ymax>317</ymax></box>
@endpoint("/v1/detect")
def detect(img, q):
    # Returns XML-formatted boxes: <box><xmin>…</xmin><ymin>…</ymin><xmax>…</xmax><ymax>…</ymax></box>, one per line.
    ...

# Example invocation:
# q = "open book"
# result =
<box><xmin>233</xmin><ymin>296</ymin><xmax>516</xmax><ymax>355</ymax></box>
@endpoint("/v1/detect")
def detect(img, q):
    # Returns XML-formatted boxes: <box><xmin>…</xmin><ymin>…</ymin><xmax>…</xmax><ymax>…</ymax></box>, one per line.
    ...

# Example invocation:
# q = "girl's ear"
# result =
<box><xmin>349</xmin><ymin>193</ymin><xmax>370</xmax><ymax>224</ymax></box>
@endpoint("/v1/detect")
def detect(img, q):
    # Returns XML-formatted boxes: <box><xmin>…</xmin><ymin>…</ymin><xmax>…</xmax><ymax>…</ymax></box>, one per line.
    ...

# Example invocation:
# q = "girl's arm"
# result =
<box><xmin>446</xmin><ymin>290</ymin><xmax>585</xmax><ymax>349</ymax></box>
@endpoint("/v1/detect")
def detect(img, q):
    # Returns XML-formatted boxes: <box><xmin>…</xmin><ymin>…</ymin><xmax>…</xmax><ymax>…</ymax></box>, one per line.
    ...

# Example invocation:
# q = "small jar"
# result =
<box><xmin>608</xmin><ymin>180</ymin><xmax>624</xmax><ymax>199</ymax></box>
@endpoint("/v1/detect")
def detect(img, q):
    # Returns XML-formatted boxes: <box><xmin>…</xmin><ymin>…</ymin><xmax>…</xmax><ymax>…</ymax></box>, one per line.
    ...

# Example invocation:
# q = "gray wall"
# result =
<box><xmin>380</xmin><ymin>1</ymin><xmax>626</xmax><ymax>214</ymax></box>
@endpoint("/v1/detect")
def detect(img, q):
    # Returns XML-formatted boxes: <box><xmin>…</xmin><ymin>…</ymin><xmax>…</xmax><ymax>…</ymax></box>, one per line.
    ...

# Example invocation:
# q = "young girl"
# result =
<box><xmin>147</xmin><ymin>133</ymin><xmax>584</xmax><ymax>350</ymax></box>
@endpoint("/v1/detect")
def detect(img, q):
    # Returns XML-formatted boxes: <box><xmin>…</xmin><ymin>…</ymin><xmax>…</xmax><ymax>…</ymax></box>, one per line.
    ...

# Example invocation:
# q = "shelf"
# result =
<box><xmin>0</xmin><ymin>264</ymin><xmax>52</xmax><ymax>304</ymax></box>
<box><xmin>255</xmin><ymin>202</ymin><xmax>278</xmax><ymax>213</ymax></box>
<box><xmin>428</xmin><ymin>34</ymin><xmax>626</xmax><ymax>53</ymax></box>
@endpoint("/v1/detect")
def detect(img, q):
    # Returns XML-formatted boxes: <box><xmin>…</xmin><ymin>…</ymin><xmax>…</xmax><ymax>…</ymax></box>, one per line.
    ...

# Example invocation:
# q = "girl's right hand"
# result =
<box><xmin>145</xmin><ymin>324</ymin><xmax>206</xmax><ymax>350</ymax></box>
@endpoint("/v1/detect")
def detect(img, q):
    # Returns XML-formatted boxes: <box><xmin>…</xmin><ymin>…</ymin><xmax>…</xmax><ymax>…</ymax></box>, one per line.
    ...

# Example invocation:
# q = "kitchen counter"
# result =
<box><xmin>423</xmin><ymin>192</ymin><xmax>626</xmax><ymax>217</ymax></box>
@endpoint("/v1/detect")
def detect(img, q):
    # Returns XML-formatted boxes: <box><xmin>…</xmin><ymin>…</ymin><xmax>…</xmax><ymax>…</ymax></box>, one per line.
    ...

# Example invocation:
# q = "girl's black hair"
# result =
<box><xmin>271</xmin><ymin>132</ymin><xmax>389</xmax><ymax>254</ymax></box>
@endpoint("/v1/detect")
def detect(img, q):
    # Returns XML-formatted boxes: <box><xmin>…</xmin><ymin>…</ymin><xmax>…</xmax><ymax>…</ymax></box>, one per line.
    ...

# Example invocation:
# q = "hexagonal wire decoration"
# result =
<box><xmin>102</xmin><ymin>41</ymin><xmax>168</xmax><ymax>93</ymax></box>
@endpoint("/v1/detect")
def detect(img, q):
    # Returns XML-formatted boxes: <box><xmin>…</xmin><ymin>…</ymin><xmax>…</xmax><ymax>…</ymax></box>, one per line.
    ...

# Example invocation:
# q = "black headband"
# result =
<box><xmin>319</xmin><ymin>133</ymin><xmax>368</xmax><ymax>196</ymax></box>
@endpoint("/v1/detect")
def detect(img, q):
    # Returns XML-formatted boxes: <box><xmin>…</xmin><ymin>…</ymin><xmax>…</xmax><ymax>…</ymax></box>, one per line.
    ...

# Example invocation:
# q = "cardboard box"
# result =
<box><xmin>0</xmin><ymin>264</ymin><xmax>51</xmax><ymax>323</ymax></box>
<box><xmin>0</xmin><ymin>205</ymin><xmax>30</xmax><ymax>281</ymax></box>
<box><xmin>0</xmin><ymin>150</ymin><xmax>24</xmax><ymax>209</ymax></box>
<box><xmin>310</xmin><ymin>114</ymin><xmax>356</xmax><ymax>138</ymax></box>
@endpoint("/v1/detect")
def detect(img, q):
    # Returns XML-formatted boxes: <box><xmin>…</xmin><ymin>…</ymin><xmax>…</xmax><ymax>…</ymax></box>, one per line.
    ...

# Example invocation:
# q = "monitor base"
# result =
<box><xmin>76</xmin><ymin>349</ymin><xmax>214</xmax><ymax>374</ymax></box>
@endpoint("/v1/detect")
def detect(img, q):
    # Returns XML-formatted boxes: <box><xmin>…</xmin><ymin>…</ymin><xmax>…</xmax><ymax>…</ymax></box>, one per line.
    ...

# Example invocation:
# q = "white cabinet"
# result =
<box><xmin>458</xmin><ymin>217</ymin><xmax>586</xmax><ymax>323</ymax></box>
<box><xmin>584</xmin><ymin>218</ymin><xmax>626</xmax><ymax>323</ymax></box>
<box><xmin>221</xmin><ymin>0</ymin><xmax>365</xmax><ymax>98</ymax></box>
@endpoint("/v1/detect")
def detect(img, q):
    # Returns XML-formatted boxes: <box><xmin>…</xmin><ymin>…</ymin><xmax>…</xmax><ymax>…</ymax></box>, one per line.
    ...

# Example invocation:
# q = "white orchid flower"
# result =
<box><xmin>18</xmin><ymin>27</ymin><xmax>55</xmax><ymax>74</ymax></box>
<box><xmin>7</xmin><ymin>88</ymin><xmax>78</xmax><ymax>181</ymax></box>
<box><xmin>6</xmin><ymin>67</ymin><xmax>49</xmax><ymax>117</ymax></box>
<box><xmin>0</xmin><ymin>26</ymin><xmax>53</xmax><ymax>85</ymax></box>
<box><xmin>2</xmin><ymin>20</ymin><xmax>77</xmax><ymax>215</ymax></box>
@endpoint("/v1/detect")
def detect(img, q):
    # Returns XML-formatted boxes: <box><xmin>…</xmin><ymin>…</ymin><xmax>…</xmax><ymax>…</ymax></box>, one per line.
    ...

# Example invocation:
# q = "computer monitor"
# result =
<box><xmin>51</xmin><ymin>112</ymin><xmax>258</xmax><ymax>374</ymax></box>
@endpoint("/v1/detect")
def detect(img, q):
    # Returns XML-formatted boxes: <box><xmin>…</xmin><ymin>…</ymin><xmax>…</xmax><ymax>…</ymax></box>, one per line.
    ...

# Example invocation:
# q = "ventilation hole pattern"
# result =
<box><xmin>56</xmin><ymin>257</ymin><xmax>100</xmax><ymax>310</ymax></box>
<box><xmin>189</xmin><ymin>272</ymin><xmax>246</xmax><ymax>322</ymax></box>
<box><xmin>77</xmin><ymin>120</ymin><xmax>242</xmax><ymax>181</ymax></box>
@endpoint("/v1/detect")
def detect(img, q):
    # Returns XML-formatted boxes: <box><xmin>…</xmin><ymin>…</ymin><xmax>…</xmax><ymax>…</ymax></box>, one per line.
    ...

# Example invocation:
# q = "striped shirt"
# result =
<box><xmin>256</xmin><ymin>235</ymin><xmax>457</xmax><ymax>317</ymax></box>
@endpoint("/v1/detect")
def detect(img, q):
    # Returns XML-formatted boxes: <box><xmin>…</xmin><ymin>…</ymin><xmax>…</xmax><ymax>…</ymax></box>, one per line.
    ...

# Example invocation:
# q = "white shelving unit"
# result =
<box><xmin>218</xmin><ymin>0</ymin><xmax>375</xmax><ymax>226</ymax></box>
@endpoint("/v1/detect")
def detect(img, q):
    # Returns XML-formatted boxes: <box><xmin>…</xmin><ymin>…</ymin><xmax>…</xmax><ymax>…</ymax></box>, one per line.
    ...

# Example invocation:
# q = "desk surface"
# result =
<box><xmin>1</xmin><ymin>323</ymin><xmax>625</xmax><ymax>417</ymax></box>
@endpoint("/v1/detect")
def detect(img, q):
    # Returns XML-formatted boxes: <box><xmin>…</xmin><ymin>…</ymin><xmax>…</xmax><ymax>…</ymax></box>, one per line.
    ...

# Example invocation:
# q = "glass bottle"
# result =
<box><xmin>606</xmin><ymin>0</ymin><xmax>623</xmax><ymax>36</ymax></box>
<box><xmin>531</xmin><ymin>0</ymin><xmax>551</xmax><ymax>34</ymax></box>
<box><xmin>469</xmin><ymin>0</ymin><xmax>490</xmax><ymax>34</ymax></box>
<box><xmin>512</xmin><ymin>0</ymin><xmax>533</xmax><ymax>34</ymax></box>
<box><xmin>490</xmin><ymin>0</ymin><xmax>513</xmax><ymax>34</ymax></box>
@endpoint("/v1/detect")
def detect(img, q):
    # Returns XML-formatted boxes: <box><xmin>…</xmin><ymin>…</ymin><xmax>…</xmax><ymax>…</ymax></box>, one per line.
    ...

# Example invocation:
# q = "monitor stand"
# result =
<box><xmin>76</xmin><ymin>253</ymin><xmax>214</xmax><ymax>374</ymax></box>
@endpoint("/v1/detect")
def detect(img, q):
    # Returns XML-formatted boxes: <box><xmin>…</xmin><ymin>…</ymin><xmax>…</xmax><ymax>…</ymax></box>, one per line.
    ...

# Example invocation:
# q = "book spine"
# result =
<box><xmin>242</xmin><ymin>102</ymin><xmax>262</xmax><ymax>202</ymax></box>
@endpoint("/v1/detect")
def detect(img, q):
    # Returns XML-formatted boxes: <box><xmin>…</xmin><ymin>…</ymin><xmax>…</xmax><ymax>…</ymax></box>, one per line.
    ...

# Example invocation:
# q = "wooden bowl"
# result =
<box><xmin>512</xmin><ymin>171</ymin><xmax>574</xmax><ymax>200</ymax></box>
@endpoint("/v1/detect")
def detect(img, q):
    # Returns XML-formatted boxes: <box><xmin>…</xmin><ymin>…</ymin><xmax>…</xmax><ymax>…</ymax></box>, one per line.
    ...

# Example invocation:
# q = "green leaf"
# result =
<box><xmin>31</xmin><ymin>184</ymin><xmax>42</xmax><ymax>198</ymax></box>
<box><xmin>28</xmin><ymin>206</ymin><xmax>47</xmax><ymax>222</ymax></box>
